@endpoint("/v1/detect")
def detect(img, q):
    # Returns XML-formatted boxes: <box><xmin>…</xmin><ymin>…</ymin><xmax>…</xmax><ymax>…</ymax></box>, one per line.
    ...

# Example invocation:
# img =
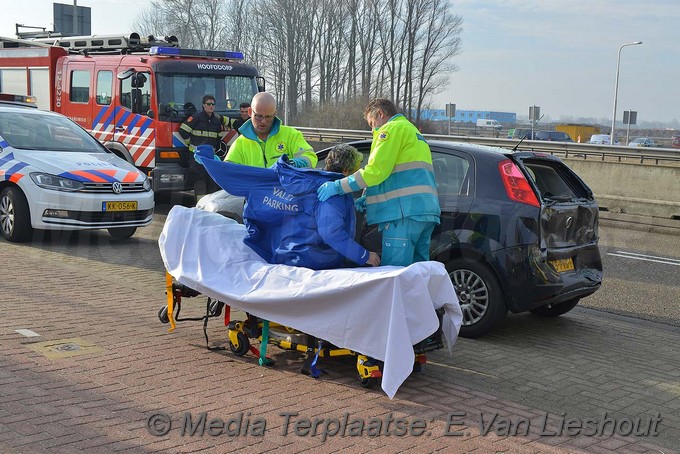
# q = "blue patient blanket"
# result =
<box><xmin>201</xmin><ymin>156</ymin><xmax>369</xmax><ymax>269</ymax></box>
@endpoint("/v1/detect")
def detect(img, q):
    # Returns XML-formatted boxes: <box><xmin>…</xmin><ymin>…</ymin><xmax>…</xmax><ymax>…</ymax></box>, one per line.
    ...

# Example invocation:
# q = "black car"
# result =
<box><xmin>317</xmin><ymin>140</ymin><xmax>602</xmax><ymax>338</ymax></box>
<box><xmin>507</xmin><ymin>128</ymin><xmax>535</xmax><ymax>140</ymax></box>
<box><xmin>534</xmin><ymin>131</ymin><xmax>574</xmax><ymax>142</ymax></box>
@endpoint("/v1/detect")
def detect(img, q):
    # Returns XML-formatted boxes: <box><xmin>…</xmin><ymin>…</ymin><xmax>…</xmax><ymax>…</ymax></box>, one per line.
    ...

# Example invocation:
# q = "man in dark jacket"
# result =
<box><xmin>179</xmin><ymin>94</ymin><xmax>229</xmax><ymax>200</ymax></box>
<box><xmin>196</xmin><ymin>144</ymin><xmax>380</xmax><ymax>269</ymax></box>
<box><xmin>232</xmin><ymin>102</ymin><xmax>250</xmax><ymax>131</ymax></box>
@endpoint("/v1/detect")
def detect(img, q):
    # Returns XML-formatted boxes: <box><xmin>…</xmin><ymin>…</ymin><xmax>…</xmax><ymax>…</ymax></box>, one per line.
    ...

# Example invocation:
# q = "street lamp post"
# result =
<box><xmin>610</xmin><ymin>41</ymin><xmax>642</xmax><ymax>145</ymax></box>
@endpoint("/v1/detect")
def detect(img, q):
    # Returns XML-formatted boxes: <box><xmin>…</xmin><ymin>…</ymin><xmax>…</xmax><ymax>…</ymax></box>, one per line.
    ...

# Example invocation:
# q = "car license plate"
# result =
<box><xmin>550</xmin><ymin>258</ymin><xmax>574</xmax><ymax>272</ymax></box>
<box><xmin>103</xmin><ymin>201</ymin><xmax>138</xmax><ymax>212</ymax></box>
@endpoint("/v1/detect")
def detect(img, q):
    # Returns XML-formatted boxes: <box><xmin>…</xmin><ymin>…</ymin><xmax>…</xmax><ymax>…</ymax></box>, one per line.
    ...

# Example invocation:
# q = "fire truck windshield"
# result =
<box><xmin>156</xmin><ymin>73</ymin><xmax>258</xmax><ymax>122</ymax></box>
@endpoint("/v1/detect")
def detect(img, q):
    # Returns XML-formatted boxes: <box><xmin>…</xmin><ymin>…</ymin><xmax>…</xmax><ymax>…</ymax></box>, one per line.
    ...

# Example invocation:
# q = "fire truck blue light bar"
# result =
<box><xmin>149</xmin><ymin>47</ymin><xmax>244</xmax><ymax>61</ymax></box>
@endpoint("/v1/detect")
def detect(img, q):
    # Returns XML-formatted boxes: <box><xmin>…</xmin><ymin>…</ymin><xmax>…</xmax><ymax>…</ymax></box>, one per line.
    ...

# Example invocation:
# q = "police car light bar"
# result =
<box><xmin>149</xmin><ymin>46</ymin><xmax>244</xmax><ymax>61</ymax></box>
<box><xmin>0</xmin><ymin>93</ymin><xmax>38</xmax><ymax>107</ymax></box>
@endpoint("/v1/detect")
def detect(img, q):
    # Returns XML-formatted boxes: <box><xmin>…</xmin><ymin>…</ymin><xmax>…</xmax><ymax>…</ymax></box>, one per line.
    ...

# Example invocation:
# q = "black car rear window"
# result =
<box><xmin>522</xmin><ymin>160</ymin><xmax>591</xmax><ymax>200</ymax></box>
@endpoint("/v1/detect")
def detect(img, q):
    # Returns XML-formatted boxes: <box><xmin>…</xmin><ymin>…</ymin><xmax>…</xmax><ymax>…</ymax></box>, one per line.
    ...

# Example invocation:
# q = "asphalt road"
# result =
<box><xmin>580</xmin><ymin>220</ymin><xmax>680</xmax><ymax>327</ymax></box>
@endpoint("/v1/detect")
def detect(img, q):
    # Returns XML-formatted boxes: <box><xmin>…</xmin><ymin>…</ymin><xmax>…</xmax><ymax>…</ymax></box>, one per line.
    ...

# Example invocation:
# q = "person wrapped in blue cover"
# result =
<box><xmin>196</xmin><ymin>144</ymin><xmax>380</xmax><ymax>270</ymax></box>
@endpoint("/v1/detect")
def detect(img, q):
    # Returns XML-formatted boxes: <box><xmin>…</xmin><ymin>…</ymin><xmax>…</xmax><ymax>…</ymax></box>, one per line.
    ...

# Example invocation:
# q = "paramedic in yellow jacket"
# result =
<box><xmin>225</xmin><ymin>92</ymin><xmax>317</xmax><ymax>168</ymax></box>
<box><xmin>317</xmin><ymin>98</ymin><xmax>440</xmax><ymax>266</ymax></box>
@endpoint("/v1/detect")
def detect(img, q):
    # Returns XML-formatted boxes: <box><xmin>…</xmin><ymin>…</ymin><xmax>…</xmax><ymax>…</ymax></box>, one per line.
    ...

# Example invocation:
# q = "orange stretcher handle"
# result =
<box><xmin>166</xmin><ymin>272</ymin><xmax>176</xmax><ymax>332</ymax></box>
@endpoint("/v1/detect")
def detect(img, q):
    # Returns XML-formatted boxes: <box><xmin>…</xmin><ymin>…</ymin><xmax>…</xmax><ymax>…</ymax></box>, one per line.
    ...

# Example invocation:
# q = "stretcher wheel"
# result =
<box><xmin>359</xmin><ymin>376</ymin><xmax>377</xmax><ymax>389</ymax></box>
<box><xmin>229</xmin><ymin>332</ymin><xmax>250</xmax><ymax>357</ymax></box>
<box><xmin>158</xmin><ymin>306</ymin><xmax>170</xmax><ymax>324</ymax></box>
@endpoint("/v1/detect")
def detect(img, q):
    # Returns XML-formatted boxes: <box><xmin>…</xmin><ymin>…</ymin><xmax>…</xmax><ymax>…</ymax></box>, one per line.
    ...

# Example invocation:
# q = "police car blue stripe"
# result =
<box><xmin>138</xmin><ymin>118</ymin><xmax>153</xmax><ymax>135</ymax></box>
<box><xmin>0</xmin><ymin>140</ymin><xmax>9</xmax><ymax>149</ymax></box>
<box><xmin>87</xmin><ymin>170</ymin><xmax>118</xmax><ymax>183</ymax></box>
<box><xmin>0</xmin><ymin>151</ymin><xmax>15</xmax><ymax>166</ymax></box>
<box><xmin>58</xmin><ymin>171</ymin><xmax>89</xmax><ymax>182</ymax></box>
<box><xmin>5</xmin><ymin>161</ymin><xmax>28</xmax><ymax>177</ymax></box>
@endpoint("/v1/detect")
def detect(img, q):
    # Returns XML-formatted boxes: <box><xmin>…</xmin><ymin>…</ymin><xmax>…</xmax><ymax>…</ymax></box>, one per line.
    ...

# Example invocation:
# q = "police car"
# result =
<box><xmin>0</xmin><ymin>95</ymin><xmax>154</xmax><ymax>242</ymax></box>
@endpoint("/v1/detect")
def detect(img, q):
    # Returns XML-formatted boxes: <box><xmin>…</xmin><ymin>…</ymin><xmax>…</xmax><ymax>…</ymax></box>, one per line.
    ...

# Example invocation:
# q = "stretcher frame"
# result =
<box><xmin>159</xmin><ymin>271</ymin><xmax>445</xmax><ymax>388</ymax></box>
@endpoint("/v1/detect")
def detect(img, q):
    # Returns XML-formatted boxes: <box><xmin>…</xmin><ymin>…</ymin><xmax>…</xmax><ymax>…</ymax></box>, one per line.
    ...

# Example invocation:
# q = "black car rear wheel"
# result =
<box><xmin>529</xmin><ymin>298</ymin><xmax>580</xmax><ymax>317</ymax></box>
<box><xmin>446</xmin><ymin>259</ymin><xmax>507</xmax><ymax>338</ymax></box>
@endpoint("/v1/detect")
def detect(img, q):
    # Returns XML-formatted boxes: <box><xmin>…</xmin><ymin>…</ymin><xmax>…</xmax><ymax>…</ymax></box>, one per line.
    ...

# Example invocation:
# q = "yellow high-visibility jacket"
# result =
<box><xmin>225</xmin><ymin>117</ymin><xmax>317</xmax><ymax>168</ymax></box>
<box><xmin>338</xmin><ymin>114</ymin><xmax>440</xmax><ymax>225</ymax></box>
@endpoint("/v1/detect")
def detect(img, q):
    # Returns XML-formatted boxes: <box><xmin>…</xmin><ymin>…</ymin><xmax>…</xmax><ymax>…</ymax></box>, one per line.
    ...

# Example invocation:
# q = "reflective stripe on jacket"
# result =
<box><xmin>178</xmin><ymin>110</ymin><xmax>228</xmax><ymax>151</ymax></box>
<box><xmin>225</xmin><ymin>117</ymin><xmax>317</xmax><ymax>168</ymax></box>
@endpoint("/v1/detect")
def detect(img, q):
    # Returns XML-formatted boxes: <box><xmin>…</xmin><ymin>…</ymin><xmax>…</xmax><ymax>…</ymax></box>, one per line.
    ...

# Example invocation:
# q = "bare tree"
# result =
<box><xmin>412</xmin><ymin>0</ymin><xmax>462</xmax><ymax>123</ymax></box>
<box><xmin>132</xmin><ymin>2</ymin><xmax>169</xmax><ymax>37</ymax></box>
<box><xmin>315</xmin><ymin>0</ymin><xmax>349</xmax><ymax>104</ymax></box>
<box><xmin>132</xmin><ymin>0</ymin><xmax>464</xmax><ymax>124</ymax></box>
<box><xmin>132</xmin><ymin>0</ymin><xmax>230</xmax><ymax>50</ymax></box>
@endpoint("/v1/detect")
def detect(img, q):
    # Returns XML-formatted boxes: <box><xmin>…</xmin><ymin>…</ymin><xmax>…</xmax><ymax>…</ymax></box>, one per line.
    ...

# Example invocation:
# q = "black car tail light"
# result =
<box><xmin>498</xmin><ymin>160</ymin><xmax>540</xmax><ymax>207</ymax></box>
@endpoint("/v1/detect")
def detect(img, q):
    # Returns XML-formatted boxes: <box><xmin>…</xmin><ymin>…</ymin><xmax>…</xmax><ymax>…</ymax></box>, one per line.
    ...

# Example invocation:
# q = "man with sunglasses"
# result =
<box><xmin>225</xmin><ymin>92</ymin><xmax>316</xmax><ymax>168</ymax></box>
<box><xmin>179</xmin><ymin>94</ymin><xmax>229</xmax><ymax>200</ymax></box>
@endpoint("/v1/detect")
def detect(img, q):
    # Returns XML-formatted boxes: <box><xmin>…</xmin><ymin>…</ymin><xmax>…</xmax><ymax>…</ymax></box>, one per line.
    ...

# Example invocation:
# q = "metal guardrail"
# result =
<box><xmin>296</xmin><ymin>127</ymin><xmax>680</xmax><ymax>165</ymax></box>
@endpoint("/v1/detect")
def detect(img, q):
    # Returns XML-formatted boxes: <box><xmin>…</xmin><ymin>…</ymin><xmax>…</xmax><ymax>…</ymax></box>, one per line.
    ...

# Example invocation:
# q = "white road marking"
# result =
<box><xmin>608</xmin><ymin>251</ymin><xmax>680</xmax><ymax>266</ymax></box>
<box><xmin>15</xmin><ymin>329</ymin><xmax>41</xmax><ymax>337</ymax></box>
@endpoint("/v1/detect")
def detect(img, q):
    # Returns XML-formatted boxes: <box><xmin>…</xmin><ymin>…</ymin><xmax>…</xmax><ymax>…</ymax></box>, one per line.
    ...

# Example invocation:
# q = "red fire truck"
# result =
<box><xmin>0</xmin><ymin>33</ymin><xmax>264</xmax><ymax>192</ymax></box>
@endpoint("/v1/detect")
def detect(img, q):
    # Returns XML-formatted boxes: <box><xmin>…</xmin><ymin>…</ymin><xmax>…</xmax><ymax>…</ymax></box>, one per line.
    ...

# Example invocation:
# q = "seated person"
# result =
<box><xmin>196</xmin><ymin>144</ymin><xmax>380</xmax><ymax>269</ymax></box>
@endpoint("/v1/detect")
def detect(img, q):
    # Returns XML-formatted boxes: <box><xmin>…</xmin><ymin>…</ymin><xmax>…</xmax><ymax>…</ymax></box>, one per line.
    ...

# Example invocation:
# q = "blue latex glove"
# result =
<box><xmin>354</xmin><ymin>195</ymin><xmax>366</xmax><ymax>212</ymax></box>
<box><xmin>291</xmin><ymin>157</ymin><xmax>308</xmax><ymax>168</ymax></box>
<box><xmin>194</xmin><ymin>144</ymin><xmax>219</xmax><ymax>164</ymax></box>
<box><xmin>317</xmin><ymin>181</ymin><xmax>342</xmax><ymax>202</ymax></box>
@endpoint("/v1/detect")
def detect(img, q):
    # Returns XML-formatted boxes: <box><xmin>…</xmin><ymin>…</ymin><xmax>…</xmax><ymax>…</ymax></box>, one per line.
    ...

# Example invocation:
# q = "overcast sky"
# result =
<box><xmin>2</xmin><ymin>1</ymin><xmax>678</xmax><ymax>124</ymax></box>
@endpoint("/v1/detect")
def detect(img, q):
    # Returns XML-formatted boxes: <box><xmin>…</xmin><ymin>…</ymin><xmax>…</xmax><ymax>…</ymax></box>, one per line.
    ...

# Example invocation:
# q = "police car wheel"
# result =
<box><xmin>0</xmin><ymin>187</ymin><xmax>32</xmax><ymax>243</ymax></box>
<box><xmin>107</xmin><ymin>227</ymin><xmax>137</xmax><ymax>240</ymax></box>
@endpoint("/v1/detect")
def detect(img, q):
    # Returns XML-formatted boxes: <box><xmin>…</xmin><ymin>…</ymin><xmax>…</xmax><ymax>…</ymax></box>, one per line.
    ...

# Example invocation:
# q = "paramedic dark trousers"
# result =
<box><xmin>189</xmin><ymin>158</ymin><xmax>218</xmax><ymax>201</ymax></box>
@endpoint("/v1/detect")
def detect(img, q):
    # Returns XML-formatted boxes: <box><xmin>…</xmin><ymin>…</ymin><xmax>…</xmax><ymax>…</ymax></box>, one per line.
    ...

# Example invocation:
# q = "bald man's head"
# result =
<box><xmin>249</xmin><ymin>92</ymin><xmax>277</xmax><ymax>137</ymax></box>
<box><xmin>251</xmin><ymin>92</ymin><xmax>276</xmax><ymax>111</ymax></box>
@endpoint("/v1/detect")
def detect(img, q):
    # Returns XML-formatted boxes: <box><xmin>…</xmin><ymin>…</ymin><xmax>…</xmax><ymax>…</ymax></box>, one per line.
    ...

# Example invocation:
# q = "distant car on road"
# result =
<box><xmin>589</xmin><ymin>134</ymin><xmax>619</xmax><ymax>145</ymax></box>
<box><xmin>534</xmin><ymin>131</ymin><xmax>574</xmax><ymax>142</ymax></box>
<box><xmin>671</xmin><ymin>135</ymin><xmax>680</xmax><ymax>149</ymax></box>
<box><xmin>628</xmin><ymin>137</ymin><xmax>655</xmax><ymax>147</ymax></box>
<box><xmin>476</xmin><ymin>119</ymin><xmax>502</xmax><ymax>130</ymax></box>
<box><xmin>507</xmin><ymin>128</ymin><xmax>535</xmax><ymax>140</ymax></box>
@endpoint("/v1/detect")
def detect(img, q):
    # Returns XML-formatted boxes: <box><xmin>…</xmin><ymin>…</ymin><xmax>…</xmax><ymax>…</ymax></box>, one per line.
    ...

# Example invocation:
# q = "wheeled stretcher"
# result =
<box><xmin>158</xmin><ymin>206</ymin><xmax>462</xmax><ymax>398</ymax></box>
<box><xmin>159</xmin><ymin>271</ymin><xmax>445</xmax><ymax>389</ymax></box>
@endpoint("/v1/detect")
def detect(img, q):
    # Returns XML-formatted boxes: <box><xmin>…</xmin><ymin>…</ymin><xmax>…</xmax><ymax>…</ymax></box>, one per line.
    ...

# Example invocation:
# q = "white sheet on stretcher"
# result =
<box><xmin>159</xmin><ymin>206</ymin><xmax>463</xmax><ymax>399</ymax></box>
